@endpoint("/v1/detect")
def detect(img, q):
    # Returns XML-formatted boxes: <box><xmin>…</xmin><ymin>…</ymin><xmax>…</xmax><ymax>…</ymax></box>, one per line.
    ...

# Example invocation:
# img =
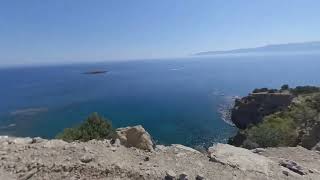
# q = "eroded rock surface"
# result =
<box><xmin>0</xmin><ymin>136</ymin><xmax>319</xmax><ymax>180</ymax></box>
<box><xmin>208</xmin><ymin>143</ymin><xmax>279</xmax><ymax>176</ymax></box>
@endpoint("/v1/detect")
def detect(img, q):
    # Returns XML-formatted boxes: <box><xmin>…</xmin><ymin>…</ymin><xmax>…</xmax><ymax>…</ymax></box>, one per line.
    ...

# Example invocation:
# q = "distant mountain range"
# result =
<box><xmin>195</xmin><ymin>41</ymin><xmax>320</xmax><ymax>56</ymax></box>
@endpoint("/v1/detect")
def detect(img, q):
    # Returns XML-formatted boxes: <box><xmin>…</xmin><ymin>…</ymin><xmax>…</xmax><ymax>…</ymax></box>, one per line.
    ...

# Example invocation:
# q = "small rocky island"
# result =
<box><xmin>83</xmin><ymin>70</ymin><xmax>108</xmax><ymax>75</ymax></box>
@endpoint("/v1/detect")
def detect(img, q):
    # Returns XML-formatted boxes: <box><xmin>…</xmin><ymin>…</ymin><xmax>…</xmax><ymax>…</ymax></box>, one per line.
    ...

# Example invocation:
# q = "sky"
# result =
<box><xmin>0</xmin><ymin>0</ymin><xmax>320</xmax><ymax>66</ymax></box>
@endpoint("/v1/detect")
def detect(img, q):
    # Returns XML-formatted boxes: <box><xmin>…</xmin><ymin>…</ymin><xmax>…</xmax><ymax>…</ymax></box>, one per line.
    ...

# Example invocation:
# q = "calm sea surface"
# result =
<box><xmin>1</xmin><ymin>53</ymin><xmax>320</xmax><ymax>147</ymax></box>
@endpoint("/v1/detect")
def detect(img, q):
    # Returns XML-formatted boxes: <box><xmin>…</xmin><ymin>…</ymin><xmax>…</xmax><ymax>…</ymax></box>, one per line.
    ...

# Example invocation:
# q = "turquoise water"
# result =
<box><xmin>1</xmin><ymin>53</ymin><xmax>320</xmax><ymax>147</ymax></box>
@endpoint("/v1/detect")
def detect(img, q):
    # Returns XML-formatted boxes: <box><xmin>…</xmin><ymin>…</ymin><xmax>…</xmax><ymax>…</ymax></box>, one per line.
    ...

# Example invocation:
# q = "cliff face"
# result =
<box><xmin>1</xmin><ymin>136</ymin><xmax>320</xmax><ymax>180</ymax></box>
<box><xmin>230</xmin><ymin>86</ymin><xmax>320</xmax><ymax>150</ymax></box>
<box><xmin>231</xmin><ymin>92</ymin><xmax>293</xmax><ymax>129</ymax></box>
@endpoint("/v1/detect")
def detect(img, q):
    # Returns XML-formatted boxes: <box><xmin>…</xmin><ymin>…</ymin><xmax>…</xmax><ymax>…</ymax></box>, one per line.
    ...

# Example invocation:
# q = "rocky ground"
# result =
<box><xmin>1</xmin><ymin>135</ymin><xmax>320</xmax><ymax>180</ymax></box>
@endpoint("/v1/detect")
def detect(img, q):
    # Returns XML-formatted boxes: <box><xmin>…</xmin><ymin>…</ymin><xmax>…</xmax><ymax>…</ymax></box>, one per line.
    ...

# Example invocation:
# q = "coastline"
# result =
<box><xmin>217</xmin><ymin>95</ymin><xmax>239</xmax><ymax>126</ymax></box>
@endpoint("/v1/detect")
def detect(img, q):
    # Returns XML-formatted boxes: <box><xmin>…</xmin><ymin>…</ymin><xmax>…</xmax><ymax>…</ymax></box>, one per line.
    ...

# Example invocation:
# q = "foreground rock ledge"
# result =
<box><xmin>0</xmin><ymin>136</ymin><xmax>320</xmax><ymax>180</ymax></box>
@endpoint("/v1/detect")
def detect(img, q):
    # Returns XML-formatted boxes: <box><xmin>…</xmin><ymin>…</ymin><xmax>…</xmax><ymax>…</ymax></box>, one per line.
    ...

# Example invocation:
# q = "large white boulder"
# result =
<box><xmin>115</xmin><ymin>125</ymin><xmax>154</xmax><ymax>151</ymax></box>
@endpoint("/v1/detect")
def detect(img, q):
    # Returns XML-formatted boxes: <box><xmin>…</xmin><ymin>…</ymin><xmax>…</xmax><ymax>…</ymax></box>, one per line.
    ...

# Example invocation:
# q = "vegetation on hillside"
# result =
<box><xmin>290</xmin><ymin>86</ymin><xmax>320</xmax><ymax>96</ymax></box>
<box><xmin>56</xmin><ymin>112</ymin><xmax>115</xmax><ymax>142</ymax></box>
<box><xmin>232</xmin><ymin>85</ymin><xmax>320</xmax><ymax>149</ymax></box>
<box><xmin>244</xmin><ymin>110</ymin><xmax>298</xmax><ymax>148</ymax></box>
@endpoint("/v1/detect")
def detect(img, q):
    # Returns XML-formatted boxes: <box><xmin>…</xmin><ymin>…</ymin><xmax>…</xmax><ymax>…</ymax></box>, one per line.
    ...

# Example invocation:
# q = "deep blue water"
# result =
<box><xmin>0</xmin><ymin>53</ymin><xmax>320</xmax><ymax>147</ymax></box>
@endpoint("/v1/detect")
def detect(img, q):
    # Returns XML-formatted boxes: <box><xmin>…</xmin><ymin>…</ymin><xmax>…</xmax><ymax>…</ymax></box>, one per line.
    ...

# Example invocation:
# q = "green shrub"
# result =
<box><xmin>291</xmin><ymin>86</ymin><xmax>320</xmax><ymax>95</ymax></box>
<box><xmin>56</xmin><ymin>112</ymin><xmax>115</xmax><ymax>142</ymax></box>
<box><xmin>252</xmin><ymin>88</ymin><xmax>269</xmax><ymax>93</ymax></box>
<box><xmin>281</xmin><ymin>84</ymin><xmax>289</xmax><ymax>91</ymax></box>
<box><xmin>245</xmin><ymin>114</ymin><xmax>298</xmax><ymax>147</ymax></box>
<box><xmin>242</xmin><ymin>96</ymin><xmax>320</xmax><ymax>148</ymax></box>
<box><xmin>267</xmin><ymin>89</ymin><xmax>278</xmax><ymax>93</ymax></box>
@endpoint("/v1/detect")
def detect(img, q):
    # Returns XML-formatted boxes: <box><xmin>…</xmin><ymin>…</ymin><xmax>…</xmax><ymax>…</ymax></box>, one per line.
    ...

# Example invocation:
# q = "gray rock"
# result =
<box><xmin>155</xmin><ymin>145</ymin><xmax>168</xmax><ymax>151</ymax></box>
<box><xmin>196</xmin><ymin>174</ymin><xmax>205</xmax><ymax>180</ymax></box>
<box><xmin>282</xmin><ymin>170</ymin><xmax>289</xmax><ymax>176</ymax></box>
<box><xmin>208</xmin><ymin>143</ymin><xmax>277</xmax><ymax>175</ymax></box>
<box><xmin>113</xmin><ymin>138</ymin><xmax>121</xmax><ymax>147</ymax></box>
<box><xmin>178</xmin><ymin>172</ymin><xmax>188</xmax><ymax>180</ymax></box>
<box><xmin>104</xmin><ymin>140</ymin><xmax>111</xmax><ymax>147</ymax></box>
<box><xmin>13</xmin><ymin>137</ymin><xmax>34</xmax><ymax>145</ymax></box>
<box><xmin>165</xmin><ymin>170</ymin><xmax>176</xmax><ymax>180</ymax></box>
<box><xmin>252</xmin><ymin>148</ymin><xmax>266</xmax><ymax>154</ymax></box>
<box><xmin>80</xmin><ymin>155</ymin><xmax>94</xmax><ymax>163</ymax></box>
<box><xmin>279</xmin><ymin>159</ymin><xmax>307</xmax><ymax>175</ymax></box>
<box><xmin>32</xmin><ymin>137</ymin><xmax>45</xmax><ymax>143</ymax></box>
<box><xmin>144</xmin><ymin>156</ymin><xmax>150</xmax><ymax>161</ymax></box>
<box><xmin>172</xmin><ymin>144</ymin><xmax>201</xmax><ymax>154</ymax></box>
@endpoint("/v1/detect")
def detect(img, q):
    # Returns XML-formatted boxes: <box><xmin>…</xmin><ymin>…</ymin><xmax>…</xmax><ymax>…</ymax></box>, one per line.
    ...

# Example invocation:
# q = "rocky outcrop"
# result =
<box><xmin>229</xmin><ymin>87</ymin><xmax>320</xmax><ymax>150</ymax></box>
<box><xmin>1</xmin><ymin>136</ymin><xmax>320</xmax><ymax>180</ymax></box>
<box><xmin>208</xmin><ymin>143</ymin><xmax>279</xmax><ymax>175</ymax></box>
<box><xmin>231</xmin><ymin>92</ymin><xmax>293</xmax><ymax>129</ymax></box>
<box><xmin>115</xmin><ymin>125</ymin><xmax>154</xmax><ymax>151</ymax></box>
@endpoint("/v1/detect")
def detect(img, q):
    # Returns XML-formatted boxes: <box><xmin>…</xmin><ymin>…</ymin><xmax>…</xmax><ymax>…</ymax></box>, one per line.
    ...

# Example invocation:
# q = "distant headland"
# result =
<box><xmin>194</xmin><ymin>41</ymin><xmax>320</xmax><ymax>56</ymax></box>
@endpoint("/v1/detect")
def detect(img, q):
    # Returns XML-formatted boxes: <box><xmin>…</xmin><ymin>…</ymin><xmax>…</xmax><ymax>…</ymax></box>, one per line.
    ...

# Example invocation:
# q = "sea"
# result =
<box><xmin>1</xmin><ymin>53</ymin><xmax>320</xmax><ymax>148</ymax></box>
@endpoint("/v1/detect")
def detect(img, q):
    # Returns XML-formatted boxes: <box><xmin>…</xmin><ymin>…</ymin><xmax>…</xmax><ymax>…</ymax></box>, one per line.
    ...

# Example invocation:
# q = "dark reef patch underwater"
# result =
<box><xmin>1</xmin><ymin>53</ymin><xmax>320</xmax><ymax>148</ymax></box>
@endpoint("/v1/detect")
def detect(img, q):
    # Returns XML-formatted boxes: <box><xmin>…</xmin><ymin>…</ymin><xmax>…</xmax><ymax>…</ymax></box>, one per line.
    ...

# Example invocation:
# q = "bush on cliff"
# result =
<box><xmin>281</xmin><ymin>84</ymin><xmax>289</xmax><ymax>91</ymax></box>
<box><xmin>245</xmin><ymin>114</ymin><xmax>298</xmax><ymax>147</ymax></box>
<box><xmin>290</xmin><ymin>86</ymin><xmax>320</xmax><ymax>95</ymax></box>
<box><xmin>239</xmin><ymin>92</ymin><xmax>320</xmax><ymax>148</ymax></box>
<box><xmin>252</xmin><ymin>88</ymin><xmax>269</xmax><ymax>93</ymax></box>
<box><xmin>56</xmin><ymin>112</ymin><xmax>115</xmax><ymax>142</ymax></box>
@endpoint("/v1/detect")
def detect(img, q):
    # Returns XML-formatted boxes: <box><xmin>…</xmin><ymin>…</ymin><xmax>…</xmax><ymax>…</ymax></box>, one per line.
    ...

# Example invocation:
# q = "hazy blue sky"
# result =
<box><xmin>0</xmin><ymin>0</ymin><xmax>319</xmax><ymax>66</ymax></box>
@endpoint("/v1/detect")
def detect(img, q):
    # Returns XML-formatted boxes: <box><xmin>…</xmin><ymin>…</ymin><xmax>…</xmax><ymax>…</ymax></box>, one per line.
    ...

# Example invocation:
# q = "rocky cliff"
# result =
<box><xmin>1</xmin><ymin>130</ymin><xmax>320</xmax><ymax>180</ymax></box>
<box><xmin>231</xmin><ymin>92</ymin><xmax>293</xmax><ymax>129</ymax></box>
<box><xmin>230</xmin><ymin>86</ymin><xmax>320</xmax><ymax>150</ymax></box>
